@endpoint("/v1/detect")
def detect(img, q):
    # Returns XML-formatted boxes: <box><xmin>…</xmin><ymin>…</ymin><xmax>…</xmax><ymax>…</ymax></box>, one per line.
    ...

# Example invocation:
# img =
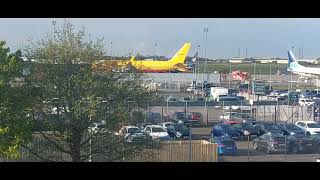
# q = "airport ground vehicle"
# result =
<box><xmin>277</xmin><ymin>123</ymin><xmax>305</xmax><ymax>135</ymax></box>
<box><xmin>295</xmin><ymin>121</ymin><xmax>320</xmax><ymax>135</ymax></box>
<box><xmin>208</xmin><ymin>137</ymin><xmax>238</xmax><ymax>156</ymax></box>
<box><xmin>211</xmin><ymin>124</ymin><xmax>241</xmax><ymax>140</ymax></box>
<box><xmin>253</xmin><ymin>132</ymin><xmax>289</xmax><ymax>154</ymax></box>
<box><xmin>254</xmin><ymin>122</ymin><xmax>283</xmax><ymax>136</ymax></box>
<box><xmin>144</xmin><ymin>125</ymin><xmax>172</xmax><ymax>141</ymax></box>
<box><xmin>211</xmin><ymin>87</ymin><xmax>228</xmax><ymax>101</ymax></box>
<box><xmin>287</xmin><ymin>134</ymin><xmax>316</xmax><ymax>154</ymax></box>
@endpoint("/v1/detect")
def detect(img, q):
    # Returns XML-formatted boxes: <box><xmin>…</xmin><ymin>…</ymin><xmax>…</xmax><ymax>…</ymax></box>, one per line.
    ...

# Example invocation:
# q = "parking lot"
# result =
<box><xmin>191</xmin><ymin>127</ymin><xmax>320</xmax><ymax>162</ymax></box>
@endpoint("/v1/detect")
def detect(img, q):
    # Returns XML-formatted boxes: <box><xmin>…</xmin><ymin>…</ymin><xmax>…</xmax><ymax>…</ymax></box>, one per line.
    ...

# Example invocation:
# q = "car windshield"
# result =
<box><xmin>128</xmin><ymin>128</ymin><xmax>141</xmax><ymax>133</ymax></box>
<box><xmin>307</xmin><ymin>123</ymin><xmax>320</xmax><ymax>128</ymax></box>
<box><xmin>173</xmin><ymin>125</ymin><xmax>189</xmax><ymax>131</ymax></box>
<box><xmin>263</xmin><ymin>124</ymin><xmax>278</xmax><ymax>130</ymax></box>
<box><xmin>152</xmin><ymin>127</ymin><xmax>166</xmax><ymax>132</ymax></box>
<box><xmin>286</xmin><ymin>124</ymin><xmax>301</xmax><ymax>130</ymax></box>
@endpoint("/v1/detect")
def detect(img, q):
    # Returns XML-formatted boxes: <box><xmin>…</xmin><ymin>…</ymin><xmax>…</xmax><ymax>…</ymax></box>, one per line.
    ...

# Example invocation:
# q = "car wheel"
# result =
<box><xmin>253</xmin><ymin>143</ymin><xmax>259</xmax><ymax>151</ymax></box>
<box><xmin>306</xmin><ymin>132</ymin><xmax>311</xmax><ymax>136</ymax></box>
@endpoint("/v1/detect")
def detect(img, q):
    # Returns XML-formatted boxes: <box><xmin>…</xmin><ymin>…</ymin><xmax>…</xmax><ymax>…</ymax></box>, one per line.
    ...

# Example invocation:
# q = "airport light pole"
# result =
<box><xmin>253</xmin><ymin>60</ymin><xmax>256</xmax><ymax>101</ymax></box>
<box><xmin>229</xmin><ymin>62</ymin><xmax>232</xmax><ymax>88</ymax></box>
<box><xmin>204</xmin><ymin>28</ymin><xmax>208</xmax><ymax>82</ymax></box>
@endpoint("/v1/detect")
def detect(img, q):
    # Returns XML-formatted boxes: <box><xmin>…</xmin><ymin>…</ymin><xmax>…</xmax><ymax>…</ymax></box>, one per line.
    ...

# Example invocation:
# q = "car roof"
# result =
<box><xmin>124</xmin><ymin>126</ymin><xmax>139</xmax><ymax>129</ymax></box>
<box><xmin>296</xmin><ymin>121</ymin><xmax>317</xmax><ymax>123</ymax></box>
<box><xmin>145</xmin><ymin>125</ymin><xmax>163</xmax><ymax>128</ymax></box>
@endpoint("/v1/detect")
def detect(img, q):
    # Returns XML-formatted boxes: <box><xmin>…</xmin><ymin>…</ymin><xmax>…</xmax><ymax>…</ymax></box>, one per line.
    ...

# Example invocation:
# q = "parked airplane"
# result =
<box><xmin>129</xmin><ymin>43</ymin><xmax>191</xmax><ymax>73</ymax></box>
<box><xmin>287</xmin><ymin>50</ymin><xmax>319</xmax><ymax>78</ymax></box>
<box><xmin>92</xmin><ymin>43</ymin><xmax>191</xmax><ymax>73</ymax></box>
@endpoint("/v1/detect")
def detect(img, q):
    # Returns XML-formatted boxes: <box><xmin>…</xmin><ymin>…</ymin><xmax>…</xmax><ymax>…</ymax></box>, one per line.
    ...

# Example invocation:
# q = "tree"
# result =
<box><xmin>0</xmin><ymin>41</ymin><xmax>33</xmax><ymax>159</ymax></box>
<box><xmin>21</xmin><ymin>21</ymin><xmax>158</xmax><ymax>162</ymax></box>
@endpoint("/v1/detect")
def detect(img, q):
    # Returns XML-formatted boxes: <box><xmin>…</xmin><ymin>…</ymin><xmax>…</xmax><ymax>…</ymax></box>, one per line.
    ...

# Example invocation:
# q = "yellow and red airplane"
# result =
<box><xmin>93</xmin><ymin>43</ymin><xmax>192</xmax><ymax>73</ymax></box>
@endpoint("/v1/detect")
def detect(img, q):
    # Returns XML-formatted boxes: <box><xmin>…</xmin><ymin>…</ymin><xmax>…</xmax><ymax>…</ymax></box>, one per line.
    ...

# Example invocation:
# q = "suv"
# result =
<box><xmin>295</xmin><ymin>121</ymin><xmax>320</xmax><ymax>135</ymax></box>
<box><xmin>253</xmin><ymin>132</ymin><xmax>289</xmax><ymax>154</ymax></box>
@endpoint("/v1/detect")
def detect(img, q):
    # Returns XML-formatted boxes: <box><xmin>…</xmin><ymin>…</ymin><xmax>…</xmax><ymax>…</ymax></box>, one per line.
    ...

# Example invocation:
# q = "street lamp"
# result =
<box><xmin>243</xmin><ymin>130</ymin><xmax>250</xmax><ymax>161</ymax></box>
<box><xmin>229</xmin><ymin>62</ymin><xmax>232</xmax><ymax>88</ymax></box>
<box><xmin>203</xmin><ymin>28</ymin><xmax>209</xmax><ymax>82</ymax></box>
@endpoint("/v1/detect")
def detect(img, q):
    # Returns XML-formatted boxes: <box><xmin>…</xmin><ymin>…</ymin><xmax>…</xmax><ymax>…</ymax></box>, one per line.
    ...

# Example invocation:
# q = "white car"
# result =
<box><xmin>219</xmin><ymin>112</ymin><xmax>238</xmax><ymax>121</ymax></box>
<box><xmin>298</xmin><ymin>98</ymin><xmax>315</xmax><ymax>106</ymax></box>
<box><xmin>186</xmin><ymin>87</ymin><xmax>195</xmax><ymax>93</ymax></box>
<box><xmin>144</xmin><ymin>125</ymin><xmax>172</xmax><ymax>140</ymax></box>
<box><xmin>118</xmin><ymin>126</ymin><xmax>148</xmax><ymax>142</ymax></box>
<box><xmin>295</xmin><ymin>121</ymin><xmax>320</xmax><ymax>135</ymax></box>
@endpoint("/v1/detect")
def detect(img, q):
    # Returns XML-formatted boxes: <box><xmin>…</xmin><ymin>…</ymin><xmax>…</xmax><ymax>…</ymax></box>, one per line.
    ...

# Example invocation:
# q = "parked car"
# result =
<box><xmin>253</xmin><ymin>132</ymin><xmax>289</xmax><ymax>154</ymax></box>
<box><xmin>136</xmin><ymin>123</ymin><xmax>153</xmax><ymax>131</ymax></box>
<box><xmin>196</xmin><ymin>97</ymin><xmax>205</xmax><ymax>102</ymax></box>
<box><xmin>208</xmin><ymin>137</ymin><xmax>238</xmax><ymax>156</ymax></box>
<box><xmin>298</xmin><ymin>98</ymin><xmax>315</xmax><ymax>106</ymax></box>
<box><xmin>166</xmin><ymin>96</ymin><xmax>179</xmax><ymax>102</ymax></box>
<box><xmin>186</xmin><ymin>87</ymin><xmax>195</xmax><ymax>93</ymax></box>
<box><xmin>232</xmin><ymin>113</ymin><xmax>255</xmax><ymax>122</ymax></box>
<box><xmin>146</xmin><ymin>112</ymin><xmax>161</xmax><ymax>124</ymax></box>
<box><xmin>310</xmin><ymin>134</ymin><xmax>320</xmax><ymax>153</ymax></box>
<box><xmin>187</xmin><ymin>112</ymin><xmax>202</xmax><ymax>126</ymax></box>
<box><xmin>287</xmin><ymin>134</ymin><xmax>316</xmax><ymax>154</ymax></box>
<box><xmin>223</xmin><ymin>120</ymin><xmax>241</xmax><ymax>125</ymax></box>
<box><xmin>169</xmin><ymin>123</ymin><xmax>190</xmax><ymax>139</ymax></box>
<box><xmin>159</xmin><ymin>122</ymin><xmax>177</xmax><ymax>138</ymax></box>
<box><xmin>118</xmin><ymin>126</ymin><xmax>150</xmax><ymax>143</ymax></box>
<box><xmin>277</xmin><ymin>123</ymin><xmax>305</xmax><ymax>135</ymax></box>
<box><xmin>295</xmin><ymin>121</ymin><xmax>320</xmax><ymax>135</ymax></box>
<box><xmin>170</xmin><ymin>111</ymin><xmax>191</xmax><ymax>126</ymax></box>
<box><xmin>211</xmin><ymin>124</ymin><xmax>241</xmax><ymax>140</ymax></box>
<box><xmin>254</xmin><ymin>122</ymin><xmax>284</xmax><ymax>136</ymax></box>
<box><xmin>180</xmin><ymin>97</ymin><xmax>192</xmax><ymax>102</ymax></box>
<box><xmin>219</xmin><ymin>112</ymin><xmax>238</xmax><ymax>121</ymax></box>
<box><xmin>232</xmin><ymin>122</ymin><xmax>260</xmax><ymax>137</ymax></box>
<box><xmin>144</xmin><ymin>125</ymin><xmax>172</xmax><ymax>141</ymax></box>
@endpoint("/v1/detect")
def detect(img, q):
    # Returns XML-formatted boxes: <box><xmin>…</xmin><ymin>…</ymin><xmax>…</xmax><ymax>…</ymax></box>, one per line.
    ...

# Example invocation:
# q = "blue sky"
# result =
<box><xmin>1</xmin><ymin>18</ymin><xmax>320</xmax><ymax>59</ymax></box>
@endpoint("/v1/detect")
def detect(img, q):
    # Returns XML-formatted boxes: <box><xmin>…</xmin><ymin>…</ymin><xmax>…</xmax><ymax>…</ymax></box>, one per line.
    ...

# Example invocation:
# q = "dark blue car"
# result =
<box><xmin>211</xmin><ymin>124</ymin><xmax>241</xmax><ymax>140</ymax></box>
<box><xmin>208</xmin><ymin>137</ymin><xmax>238</xmax><ymax>155</ymax></box>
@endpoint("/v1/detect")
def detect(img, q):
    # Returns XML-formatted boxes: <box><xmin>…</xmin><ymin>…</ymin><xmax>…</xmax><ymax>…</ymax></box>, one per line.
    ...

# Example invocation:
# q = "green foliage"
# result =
<box><xmin>23</xmin><ymin>21</ymin><xmax>155</xmax><ymax>162</ymax></box>
<box><xmin>0</xmin><ymin>41</ymin><xmax>33</xmax><ymax>159</ymax></box>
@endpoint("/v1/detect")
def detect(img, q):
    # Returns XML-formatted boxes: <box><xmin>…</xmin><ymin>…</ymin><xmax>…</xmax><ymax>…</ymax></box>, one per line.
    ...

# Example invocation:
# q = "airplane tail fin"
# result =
<box><xmin>288</xmin><ymin>50</ymin><xmax>297</xmax><ymax>65</ymax></box>
<box><xmin>169</xmin><ymin>43</ymin><xmax>191</xmax><ymax>64</ymax></box>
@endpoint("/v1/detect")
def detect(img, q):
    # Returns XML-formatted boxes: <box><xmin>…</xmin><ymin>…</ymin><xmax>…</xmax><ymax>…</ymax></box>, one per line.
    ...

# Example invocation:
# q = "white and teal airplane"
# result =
<box><xmin>287</xmin><ymin>50</ymin><xmax>319</xmax><ymax>78</ymax></box>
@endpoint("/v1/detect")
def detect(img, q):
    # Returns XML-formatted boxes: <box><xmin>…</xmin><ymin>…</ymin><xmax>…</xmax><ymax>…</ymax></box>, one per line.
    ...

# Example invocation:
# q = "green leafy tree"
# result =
<box><xmin>21</xmin><ymin>21</ymin><xmax>158</xmax><ymax>162</ymax></box>
<box><xmin>0</xmin><ymin>41</ymin><xmax>33</xmax><ymax>159</ymax></box>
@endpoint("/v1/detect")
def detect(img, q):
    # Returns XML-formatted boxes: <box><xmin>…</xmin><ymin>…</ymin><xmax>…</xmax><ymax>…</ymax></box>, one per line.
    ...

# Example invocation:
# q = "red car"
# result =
<box><xmin>188</xmin><ymin>112</ymin><xmax>203</xmax><ymax>125</ymax></box>
<box><xmin>223</xmin><ymin>120</ymin><xmax>241</xmax><ymax>125</ymax></box>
